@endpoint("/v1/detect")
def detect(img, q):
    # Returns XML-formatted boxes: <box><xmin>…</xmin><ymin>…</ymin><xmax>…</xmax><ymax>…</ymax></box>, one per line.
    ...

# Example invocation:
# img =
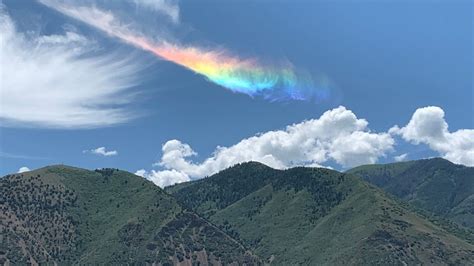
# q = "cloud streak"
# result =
<box><xmin>39</xmin><ymin>0</ymin><xmax>330</xmax><ymax>102</ymax></box>
<box><xmin>0</xmin><ymin>8</ymin><xmax>142</xmax><ymax>128</ymax></box>
<box><xmin>84</xmin><ymin>147</ymin><xmax>118</xmax><ymax>156</ymax></box>
<box><xmin>132</xmin><ymin>0</ymin><xmax>180</xmax><ymax>23</ymax></box>
<box><xmin>0</xmin><ymin>151</ymin><xmax>50</xmax><ymax>160</ymax></box>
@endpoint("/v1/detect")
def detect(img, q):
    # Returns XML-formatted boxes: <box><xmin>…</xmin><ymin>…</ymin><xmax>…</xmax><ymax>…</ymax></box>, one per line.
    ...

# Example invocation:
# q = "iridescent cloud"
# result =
<box><xmin>40</xmin><ymin>0</ymin><xmax>330</xmax><ymax>101</ymax></box>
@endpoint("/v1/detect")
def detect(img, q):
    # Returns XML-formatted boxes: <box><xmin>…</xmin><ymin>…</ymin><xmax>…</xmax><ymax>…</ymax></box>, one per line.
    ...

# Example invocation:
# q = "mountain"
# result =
<box><xmin>348</xmin><ymin>158</ymin><xmax>474</xmax><ymax>230</ymax></box>
<box><xmin>0</xmin><ymin>165</ymin><xmax>259</xmax><ymax>265</ymax></box>
<box><xmin>3</xmin><ymin>162</ymin><xmax>474</xmax><ymax>265</ymax></box>
<box><xmin>167</xmin><ymin>162</ymin><xmax>474</xmax><ymax>265</ymax></box>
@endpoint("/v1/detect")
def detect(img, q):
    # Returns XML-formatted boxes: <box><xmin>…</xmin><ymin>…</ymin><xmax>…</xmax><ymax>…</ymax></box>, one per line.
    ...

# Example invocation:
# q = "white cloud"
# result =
<box><xmin>0</xmin><ymin>9</ymin><xmax>141</xmax><ymax>128</ymax></box>
<box><xmin>36</xmin><ymin>31</ymin><xmax>89</xmax><ymax>47</ymax></box>
<box><xmin>132</xmin><ymin>0</ymin><xmax>179</xmax><ymax>23</ymax></box>
<box><xmin>17</xmin><ymin>166</ymin><xmax>30</xmax><ymax>173</ymax></box>
<box><xmin>135</xmin><ymin>105</ymin><xmax>473</xmax><ymax>188</ymax></box>
<box><xmin>135</xmin><ymin>169</ymin><xmax>190</xmax><ymax>187</ymax></box>
<box><xmin>394</xmin><ymin>153</ymin><xmax>408</xmax><ymax>162</ymax></box>
<box><xmin>135</xmin><ymin>169</ymin><xmax>147</xmax><ymax>177</ymax></box>
<box><xmin>39</xmin><ymin>0</ymin><xmax>173</xmax><ymax>45</ymax></box>
<box><xmin>390</xmin><ymin>106</ymin><xmax>474</xmax><ymax>166</ymax></box>
<box><xmin>143</xmin><ymin>106</ymin><xmax>394</xmax><ymax>186</ymax></box>
<box><xmin>84</xmin><ymin>147</ymin><xmax>118</xmax><ymax>156</ymax></box>
<box><xmin>328</xmin><ymin>131</ymin><xmax>395</xmax><ymax>167</ymax></box>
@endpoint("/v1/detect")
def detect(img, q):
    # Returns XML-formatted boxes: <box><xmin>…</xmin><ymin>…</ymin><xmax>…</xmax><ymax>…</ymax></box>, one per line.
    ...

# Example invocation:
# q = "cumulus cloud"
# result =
<box><xmin>17</xmin><ymin>166</ymin><xmax>31</xmax><ymax>173</ymax></box>
<box><xmin>132</xmin><ymin>0</ymin><xmax>179</xmax><ymax>23</ymax></box>
<box><xmin>394</xmin><ymin>153</ymin><xmax>408</xmax><ymax>162</ymax></box>
<box><xmin>134</xmin><ymin>169</ymin><xmax>147</xmax><ymax>177</ymax></box>
<box><xmin>140</xmin><ymin>106</ymin><xmax>394</xmax><ymax>186</ymax></box>
<box><xmin>134</xmin><ymin>105</ymin><xmax>473</xmax><ymax>188</ymax></box>
<box><xmin>84</xmin><ymin>147</ymin><xmax>118</xmax><ymax>156</ymax></box>
<box><xmin>0</xmin><ymin>8</ymin><xmax>141</xmax><ymax>128</ymax></box>
<box><xmin>390</xmin><ymin>106</ymin><xmax>474</xmax><ymax>166</ymax></box>
<box><xmin>135</xmin><ymin>169</ymin><xmax>190</xmax><ymax>187</ymax></box>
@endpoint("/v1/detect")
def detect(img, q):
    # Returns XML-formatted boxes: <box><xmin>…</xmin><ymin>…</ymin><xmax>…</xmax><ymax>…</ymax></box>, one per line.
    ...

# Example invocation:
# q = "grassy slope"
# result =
<box><xmin>168</xmin><ymin>162</ymin><xmax>474</xmax><ymax>265</ymax></box>
<box><xmin>348</xmin><ymin>158</ymin><xmax>474</xmax><ymax>229</ymax></box>
<box><xmin>0</xmin><ymin>166</ymin><xmax>258</xmax><ymax>264</ymax></box>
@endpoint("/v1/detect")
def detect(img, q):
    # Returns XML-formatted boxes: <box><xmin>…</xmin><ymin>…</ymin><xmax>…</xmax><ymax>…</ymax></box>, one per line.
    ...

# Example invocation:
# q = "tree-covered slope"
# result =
<box><xmin>168</xmin><ymin>162</ymin><xmax>474</xmax><ymax>265</ymax></box>
<box><xmin>0</xmin><ymin>166</ymin><xmax>259</xmax><ymax>265</ymax></box>
<box><xmin>348</xmin><ymin>158</ymin><xmax>474</xmax><ymax>229</ymax></box>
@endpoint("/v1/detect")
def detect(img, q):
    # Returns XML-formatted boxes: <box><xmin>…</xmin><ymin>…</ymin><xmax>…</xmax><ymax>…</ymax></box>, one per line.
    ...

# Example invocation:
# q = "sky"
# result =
<box><xmin>1</xmin><ymin>0</ymin><xmax>473</xmax><ymax>187</ymax></box>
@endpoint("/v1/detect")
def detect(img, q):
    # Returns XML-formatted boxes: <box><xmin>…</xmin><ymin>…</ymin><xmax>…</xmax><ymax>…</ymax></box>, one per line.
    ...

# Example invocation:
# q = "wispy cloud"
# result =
<box><xmin>84</xmin><ymin>147</ymin><xmax>118</xmax><ymax>156</ymax></box>
<box><xmin>39</xmin><ymin>0</ymin><xmax>331</xmax><ymax>102</ymax></box>
<box><xmin>0</xmin><ymin>151</ymin><xmax>50</xmax><ymax>160</ymax></box>
<box><xmin>0</xmin><ymin>7</ymin><xmax>142</xmax><ymax>128</ymax></box>
<box><xmin>131</xmin><ymin>0</ymin><xmax>179</xmax><ymax>23</ymax></box>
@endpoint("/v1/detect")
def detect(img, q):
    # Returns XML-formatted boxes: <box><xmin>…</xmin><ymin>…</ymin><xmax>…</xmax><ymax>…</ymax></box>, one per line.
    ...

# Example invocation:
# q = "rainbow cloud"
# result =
<box><xmin>40</xmin><ymin>0</ymin><xmax>330</xmax><ymax>101</ymax></box>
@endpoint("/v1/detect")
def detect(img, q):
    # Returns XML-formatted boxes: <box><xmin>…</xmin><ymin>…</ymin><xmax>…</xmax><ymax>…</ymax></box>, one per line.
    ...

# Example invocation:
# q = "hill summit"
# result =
<box><xmin>348</xmin><ymin>158</ymin><xmax>474</xmax><ymax>230</ymax></box>
<box><xmin>168</xmin><ymin>161</ymin><xmax>474</xmax><ymax>265</ymax></box>
<box><xmin>0</xmin><ymin>165</ymin><xmax>258</xmax><ymax>264</ymax></box>
<box><xmin>2</xmin><ymin>161</ymin><xmax>474</xmax><ymax>265</ymax></box>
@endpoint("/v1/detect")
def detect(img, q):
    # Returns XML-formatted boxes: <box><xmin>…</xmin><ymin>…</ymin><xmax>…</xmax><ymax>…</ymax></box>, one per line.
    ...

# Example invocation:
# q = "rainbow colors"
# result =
<box><xmin>155</xmin><ymin>45</ymin><xmax>279</xmax><ymax>95</ymax></box>
<box><xmin>151</xmin><ymin>44</ymin><xmax>321</xmax><ymax>100</ymax></box>
<box><xmin>41</xmin><ymin>1</ymin><xmax>329</xmax><ymax>101</ymax></box>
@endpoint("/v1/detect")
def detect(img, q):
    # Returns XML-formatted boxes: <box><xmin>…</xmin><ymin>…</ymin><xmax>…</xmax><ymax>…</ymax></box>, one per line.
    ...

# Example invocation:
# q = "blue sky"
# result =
<box><xmin>1</xmin><ymin>0</ymin><xmax>473</xmax><ymax>186</ymax></box>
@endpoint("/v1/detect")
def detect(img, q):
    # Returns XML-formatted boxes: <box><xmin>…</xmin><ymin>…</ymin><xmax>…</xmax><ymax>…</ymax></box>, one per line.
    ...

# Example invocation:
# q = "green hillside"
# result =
<box><xmin>348</xmin><ymin>158</ymin><xmax>474</xmax><ymax>229</ymax></box>
<box><xmin>168</xmin><ymin>162</ymin><xmax>474</xmax><ymax>265</ymax></box>
<box><xmin>0</xmin><ymin>166</ymin><xmax>258</xmax><ymax>265</ymax></box>
<box><xmin>3</xmin><ymin>161</ymin><xmax>474</xmax><ymax>265</ymax></box>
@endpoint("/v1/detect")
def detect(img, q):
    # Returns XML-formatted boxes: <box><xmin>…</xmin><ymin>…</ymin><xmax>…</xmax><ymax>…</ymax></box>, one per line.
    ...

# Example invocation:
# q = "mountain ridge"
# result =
<box><xmin>0</xmin><ymin>165</ymin><xmax>259</xmax><ymax>264</ymax></box>
<box><xmin>168</xmin><ymin>161</ymin><xmax>474</xmax><ymax>264</ymax></box>
<box><xmin>348</xmin><ymin>157</ymin><xmax>474</xmax><ymax>230</ymax></box>
<box><xmin>2</xmin><ymin>159</ymin><xmax>474</xmax><ymax>264</ymax></box>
